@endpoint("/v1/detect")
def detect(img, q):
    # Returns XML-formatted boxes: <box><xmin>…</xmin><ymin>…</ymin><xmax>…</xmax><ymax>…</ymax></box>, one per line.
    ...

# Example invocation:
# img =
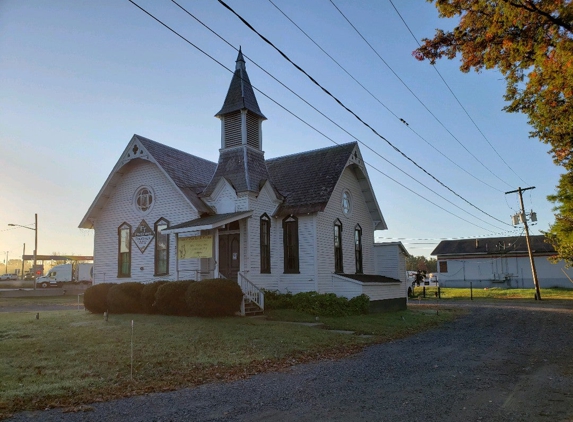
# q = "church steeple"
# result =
<box><xmin>215</xmin><ymin>48</ymin><xmax>266</xmax><ymax>150</ymax></box>
<box><xmin>202</xmin><ymin>50</ymin><xmax>271</xmax><ymax>198</ymax></box>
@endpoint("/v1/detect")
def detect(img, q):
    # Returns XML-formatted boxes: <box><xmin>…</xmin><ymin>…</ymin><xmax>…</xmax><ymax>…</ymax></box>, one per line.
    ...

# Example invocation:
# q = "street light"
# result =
<box><xmin>8</xmin><ymin>213</ymin><xmax>38</xmax><ymax>290</ymax></box>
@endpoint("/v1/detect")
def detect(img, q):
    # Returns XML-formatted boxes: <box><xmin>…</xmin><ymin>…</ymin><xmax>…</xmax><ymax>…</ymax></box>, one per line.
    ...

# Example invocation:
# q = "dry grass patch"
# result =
<box><xmin>1</xmin><ymin>305</ymin><xmax>459</xmax><ymax>418</ymax></box>
<box><xmin>0</xmin><ymin>311</ymin><xmax>359</xmax><ymax>417</ymax></box>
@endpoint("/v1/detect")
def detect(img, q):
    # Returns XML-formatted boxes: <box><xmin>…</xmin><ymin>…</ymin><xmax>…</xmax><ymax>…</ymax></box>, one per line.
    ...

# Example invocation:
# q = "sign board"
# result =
<box><xmin>178</xmin><ymin>235</ymin><xmax>213</xmax><ymax>259</ymax></box>
<box><xmin>132</xmin><ymin>220</ymin><xmax>155</xmax><ymax>253</ymax></box>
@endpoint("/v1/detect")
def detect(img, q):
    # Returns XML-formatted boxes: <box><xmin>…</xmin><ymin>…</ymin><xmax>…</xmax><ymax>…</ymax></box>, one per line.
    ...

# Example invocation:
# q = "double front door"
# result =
<box><xmin>218</xmin><ymin>233</ymin><xmax>240</xmax><ymax>281</ymax></box>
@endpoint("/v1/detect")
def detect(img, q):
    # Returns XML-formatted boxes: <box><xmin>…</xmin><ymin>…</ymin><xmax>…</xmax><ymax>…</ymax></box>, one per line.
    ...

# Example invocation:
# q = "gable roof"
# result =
<box><xmin>215</xmin><ymin>49</ymin><xmax>265</xmax><ymax>119</ymax></box>
<box><xmin>266</xmin><ymin>142</ymin><xmax>357</xmax><ymax>216</ymax></box>
<box><xmin>431</xmin><ymin>235</ymin><xmax>555</xmax><ymax>257</ymax></box>
<box><xmin>136</xmin><ymin>135</ymin><xmax>216</xmax><ymax>190</ymax></box>
<box><xmin>78</xmin><ymin>135</ymin><xmax>216</xmax><ymax>229</ymax></box>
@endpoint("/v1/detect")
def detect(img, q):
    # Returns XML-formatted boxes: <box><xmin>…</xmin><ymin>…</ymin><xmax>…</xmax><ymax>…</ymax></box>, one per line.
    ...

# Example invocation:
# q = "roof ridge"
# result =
<box><xmin>266</xmin><ymin>141</ymin><xmax>356</xmax><ymax>162</ymax></box>
<box><xmin>134</xmin><ymin>134</ymin><xmax>216</xmax><ymax>166</ymax></box>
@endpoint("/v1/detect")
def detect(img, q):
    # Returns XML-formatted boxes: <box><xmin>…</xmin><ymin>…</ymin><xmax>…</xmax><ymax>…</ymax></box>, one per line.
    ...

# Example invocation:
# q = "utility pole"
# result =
<box><xmin>34</xmin><ymin>213</ymin><xmax>38</xmax><ymax>291</ymax></box>
<box><xmin>505</xmin><ymin>187</ymin><xmax>541</xmax><ymax>300</ymax></box>
<box><xmin>21</xmin><ymin>243</ymin><xmax>25</xmax><ymax>280</ymax></box>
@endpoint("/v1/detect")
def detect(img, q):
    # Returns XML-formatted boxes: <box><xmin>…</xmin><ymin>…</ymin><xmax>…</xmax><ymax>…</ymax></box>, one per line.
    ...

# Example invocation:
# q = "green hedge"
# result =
<box><xmin>263</xmin><ymin>289</ymin><xmax>294</xmax><ymax>310</ymax></box>
<box><xmin>185</xmin><ymin>278</ymin><xmax>243</xmax><ymax>317</ymax></box>
<box><xmin>154</xmin><ymin>280</ymin><xmax>195</xmax><ymax>316</ymax></box>
<box><xmin>141</xmin><ymin>280</ymin><xmax>169</xmax><ymax>314</ymax></box>
<box><xmin>84</xmin><ymin>283</ymin><xmax>115</xmax><ymax>314</ymax></box>
<box><xmin>107</xmin><ymin>282</ymin><xmax>145</xmax><ymax>314</ymax></box>
<box><xmin>264</xmin><ymin>290</ymin><xmax>370</xmax><ymax>316</ymax></box>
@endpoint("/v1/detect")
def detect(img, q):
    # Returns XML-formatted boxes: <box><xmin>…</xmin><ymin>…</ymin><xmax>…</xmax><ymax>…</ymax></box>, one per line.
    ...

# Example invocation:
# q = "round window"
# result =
<box><xmin>342</xmin><ymin>190</ymin><xmax>352</xmax><ymax>215</ymax></box>
<box><xmin>135</xmin><ymin>187</ymin><xmax>153</xmax><ymax>213</ymax></box>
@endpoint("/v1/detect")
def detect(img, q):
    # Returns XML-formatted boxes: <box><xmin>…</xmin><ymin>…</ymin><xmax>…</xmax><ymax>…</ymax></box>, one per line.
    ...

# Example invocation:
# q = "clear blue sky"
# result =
<box><xmin>0</xmin><ymin>0</ymin><xmax>561</xmax><ymax>262</ymax></box>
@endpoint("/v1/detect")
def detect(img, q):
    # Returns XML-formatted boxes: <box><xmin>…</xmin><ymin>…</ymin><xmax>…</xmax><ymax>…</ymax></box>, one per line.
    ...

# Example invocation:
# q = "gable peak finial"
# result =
<box><xmin>236</xmin><ymin>47</ymin><xmax>245</xmax><ymax>70</ymax></box>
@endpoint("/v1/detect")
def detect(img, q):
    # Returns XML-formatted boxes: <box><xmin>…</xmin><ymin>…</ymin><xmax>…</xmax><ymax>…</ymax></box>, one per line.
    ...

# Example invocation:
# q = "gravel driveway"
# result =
<box><xmin>8</xmin><ymin>301</ymin><xmax>573</xmax><ymax>422</ymax></box>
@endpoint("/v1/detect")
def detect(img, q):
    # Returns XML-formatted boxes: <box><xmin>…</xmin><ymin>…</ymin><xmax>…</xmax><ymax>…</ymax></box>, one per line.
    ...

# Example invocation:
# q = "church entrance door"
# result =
<box><xmin>219</xmin><ymin>233</ymin><xmax>240</xmax><ymax>281</ymax></box>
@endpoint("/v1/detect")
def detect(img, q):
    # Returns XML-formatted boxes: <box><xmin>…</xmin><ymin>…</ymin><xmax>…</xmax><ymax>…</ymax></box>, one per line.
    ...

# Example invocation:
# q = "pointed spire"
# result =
<box><xmin>215</xmin><ymin>49</ymin><xmax>266</xmax><ymax>119</ymax></box>
<box><xmin>235</xmin><ymin>46</ymin><xmax>245</xmax><ymax>71</ymax></box>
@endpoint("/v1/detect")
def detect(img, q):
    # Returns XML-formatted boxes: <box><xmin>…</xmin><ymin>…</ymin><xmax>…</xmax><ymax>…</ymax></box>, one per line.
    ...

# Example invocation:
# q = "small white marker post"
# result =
<box><xmin>130</xmin><ymin>320</ymin><xmax>134</xmax><ymax>381</ymax></box>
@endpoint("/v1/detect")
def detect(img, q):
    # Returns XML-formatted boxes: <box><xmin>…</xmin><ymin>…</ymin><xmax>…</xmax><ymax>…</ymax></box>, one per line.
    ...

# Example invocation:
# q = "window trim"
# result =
<box><xmin>118</xmin><ymin>222</ymin><xmax>132</xmax><ymax>278</ymax></box>
<box><xmin>134</xmin><ymin>186</ymin><xmax>154</xmax><ymax>215</ymax></box>
<box><xmin>154</xmin><ymin>218</ymin><xmax>169</xmax><ymax>276</ymax></box>
<box><xmin>439</xmin><ymin>261</ymin><xmax>448</xmax><ymax>273</ymax></box>
<box><xmin>282</xmin><ymin>215</ymin><xmax>299</xmax><ymax>274</ymax></box>
<box><xmin>355</xmin><ymin>224</ymin><xmax>363</xmax><ymax>274</ymax></box>
<box><xmin>334</xmin><ymin>219</ymin><xmax>343</xmax><ymax>273</ymax></box>
<box><xmin>260</xmin><ymin>213</ymin><xmax>271</xmax><ymax>274</ymax></box>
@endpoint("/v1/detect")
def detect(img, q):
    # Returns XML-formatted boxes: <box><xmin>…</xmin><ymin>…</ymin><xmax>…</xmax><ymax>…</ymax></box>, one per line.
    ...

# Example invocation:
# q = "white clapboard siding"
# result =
<box><xmin>93</xmin><ymin>160</ymin><xmax>198</xmax><ymax>284</ymax></box>
<box><xmin>363</xmin><ymin>282</ymin><xmax>403</xmax><ymax>301</ymax></box>
<box><xmin>316</xmin><ymin>166</ymin><xmax>375</xmax><ymax>294</ymax></box>
<box><xmin>243</xmin><ymin>186</ymin><xmax>281</xmax><ymax>291</ymax></box>
<box><xmin>373</xmin><ymin>243</ymin><xmax>408</xmax><ymax>295</ymax></box>
<box><xmin>275</xmin><ymin>214</ymin><xmax>318</xmax><ymax>294</ymax></box>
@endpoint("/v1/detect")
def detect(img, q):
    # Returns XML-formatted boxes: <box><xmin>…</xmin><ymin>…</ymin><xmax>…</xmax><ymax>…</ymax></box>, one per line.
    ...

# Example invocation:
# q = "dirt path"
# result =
<box><xmin>7</xmin><ymin>300</ymin><xmax>573</xmax><ymax>421</ymax></box>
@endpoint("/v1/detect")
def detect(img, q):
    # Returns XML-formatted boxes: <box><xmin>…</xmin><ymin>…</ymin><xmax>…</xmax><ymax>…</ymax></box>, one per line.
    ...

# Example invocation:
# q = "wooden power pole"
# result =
<box><xmin>505</xmin><ymin>186</ymin><xmax>541</xmax><ymax>300</ymax></box>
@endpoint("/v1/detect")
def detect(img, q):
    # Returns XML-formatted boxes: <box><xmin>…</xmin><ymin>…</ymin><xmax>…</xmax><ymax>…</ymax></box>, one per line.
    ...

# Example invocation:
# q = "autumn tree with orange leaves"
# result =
<box><xmin>415</xmin><ymin>0</ymin><xmax>573</xmax><ymax>264</ymax></box>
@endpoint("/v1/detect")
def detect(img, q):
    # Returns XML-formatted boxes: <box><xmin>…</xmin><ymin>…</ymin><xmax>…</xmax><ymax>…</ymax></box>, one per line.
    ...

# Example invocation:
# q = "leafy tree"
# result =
<box><xmin>406</xmin><ymin>255</ymin><xmax>437</xmax><ymax>272</ymax></box>
<box><xmin>415</xmin><ymin>0</ymin><xmax>573</xmax><ymax>167</ymax></box>
<box><xmin>546</xmin><ymin>172</ymin><xmax>573</xmax><ymax>265</ymax></box>
<box><xmin>415</xmin><ymin>0</ymin><xmax>573</xmax><ymax>263</ymax></box>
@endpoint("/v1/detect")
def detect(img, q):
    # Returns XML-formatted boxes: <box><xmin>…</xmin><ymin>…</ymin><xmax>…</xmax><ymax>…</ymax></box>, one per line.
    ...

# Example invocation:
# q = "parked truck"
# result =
<box><xmin>36</xmin><ymin>263</ymin><xmax>93</xmax><ymax>288</ymax></box>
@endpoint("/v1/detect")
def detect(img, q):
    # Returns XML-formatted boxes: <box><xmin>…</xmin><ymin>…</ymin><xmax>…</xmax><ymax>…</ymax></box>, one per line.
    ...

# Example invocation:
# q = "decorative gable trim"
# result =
<box><xmin>347</xmin><ymin>145</ymin><xmax>387</xmax><ymax>231</ymax></box>
<box><xmin>79</xmin><ymin>135</ymin><xmax>212</xmax><ymax>229</ymax></box>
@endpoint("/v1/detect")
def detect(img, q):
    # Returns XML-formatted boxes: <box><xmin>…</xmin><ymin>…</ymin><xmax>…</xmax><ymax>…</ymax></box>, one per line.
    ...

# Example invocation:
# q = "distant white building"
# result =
<box><xmin>432</xmin><ymin>235</ymin><xmax>573</xmax><ymax>289</ymax></box>
<box><xmin>79</xmin><ymin>50</ymin><xmax>408</xmax><ymax>311</ymax></box>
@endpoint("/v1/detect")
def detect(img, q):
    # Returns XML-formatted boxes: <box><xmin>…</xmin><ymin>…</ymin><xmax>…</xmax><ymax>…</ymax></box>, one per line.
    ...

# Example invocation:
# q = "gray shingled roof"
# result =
<box><xmin>135</xmin><ymin>135</ymin><xmax>217</xmax><ymax>215</ymax></box>
<box><xmin>341</xmin><ymin>274</ymin><xmax>401</xmax><ymax>283</ymax></box>
<box><xmin>215</xmin><ymin>50</ymin><xmax>265</xmax><ymax>119</ymax></box>
<box><xmin>431</xmin><ymin>235</ymin><xmax>555</xmax><ymax>256</ymax></box>
<box><xmin>136</xmin><ymin>135</ymin><xmax>216</xmax><ymax>189</ymax></box>
<box><xmin>202</xmin><ymin>147</ymin><xmax>271</xmax><ymax>197</ymax></box>
<box><xmin>266</xmin><ymin>142</ymin><xmax>357</xmax><ymax>216</ymax></box>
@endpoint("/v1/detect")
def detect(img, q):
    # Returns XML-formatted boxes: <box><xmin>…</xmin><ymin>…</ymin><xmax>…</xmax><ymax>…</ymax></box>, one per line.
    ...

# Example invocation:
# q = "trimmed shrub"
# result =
<box><xmin>155</xmin><ymin>280</ymin><xmax>195</xmax><ymax>316</ymax></box>
<box><xmin>141</xmin><ymin>280</ymin><xmax>169</xmax><ymax>314</ymax></box>
<box><xmin>107</xmin><ymin>282</ymin><xmax>145</xmax><ymax>314</ymax></box>
<box><xmin>292</xmin><ymin>292</ymin><xmax>349</xmax><ymax>316</ymax></box>
<box><xmin>348</xmin><ymin>294</ymin><xmax>370</xmax><ymax>315</ymax></box>
<box><xmin>263</xmin><ymin>290</ymin><xmax>370</xmax><ymax>317</ymax></box>
<box><xmin>185</xmin><ymin>278</ymin><xmax>243</xmax><ymax>317</ymax></box>
<box><xmin>84</xmin><ymin>283</ymin><xmax>115</xmax><ymax>314</ymax></box>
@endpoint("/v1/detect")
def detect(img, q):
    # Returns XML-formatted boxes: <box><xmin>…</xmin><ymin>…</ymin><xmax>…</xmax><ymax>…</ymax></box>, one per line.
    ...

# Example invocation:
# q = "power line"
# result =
<box><xmin>216</xmin><ymin>0</ymin><xmax>512</xmax><ymax>227</ymax></box>
<box><xmin>170</xmin><ymin>0</ymin><xmax>505</xmax><ymax>230</ymax></box>
<box><xmin>328</xmin><ymin>0</ymin><xmax>514</xmax><ymax>189</ymax></box>
<box><xmin>267</xmin><ymin>0</ymin><xmax>503</xmax><ymax>193</ymax></box>
<box><xmin>127</xmin><ymin>0</ymin><xmax>504</xmax><ymax>231</ymax></box>
<box><xmin>378</xmin><ymin>229</ymin><xmax>524</xmax><ymax>242</ymax></box>
<box><xmin>386</xmin><ymin>0</ymin><xmax>528</xmax><ymax>186</ymax></box>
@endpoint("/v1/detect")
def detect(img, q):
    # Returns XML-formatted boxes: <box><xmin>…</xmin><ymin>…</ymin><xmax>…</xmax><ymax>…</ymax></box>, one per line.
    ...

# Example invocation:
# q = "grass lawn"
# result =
<box><xmin>0</xmin><ymin>295</ymin><xmax>81</xmax><ymax>309</ymax></box>
<box><xmin>412</xmin><ymin>286</ymin><xmax>573</xmax><ymax>300</ymax></box>
<box><xmin>0</xmin><ymin>302</ymin><xmax>458</xmax><ymax>417</ymax></box>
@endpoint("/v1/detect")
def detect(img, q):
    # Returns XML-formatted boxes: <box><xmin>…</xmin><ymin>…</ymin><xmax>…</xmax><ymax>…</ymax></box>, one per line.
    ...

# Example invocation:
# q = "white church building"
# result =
<box><xmin>79</xmin><ymin>50</ymin><xmax>407</xmax><ymax>312</ymax></box>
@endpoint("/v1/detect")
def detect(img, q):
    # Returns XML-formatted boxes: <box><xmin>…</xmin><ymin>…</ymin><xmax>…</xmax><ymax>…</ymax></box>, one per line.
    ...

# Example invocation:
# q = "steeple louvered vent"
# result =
<box><xmin>246</xmin><ymin>114</ymin><xmax>260</xmax><ymax>149</ymax></box>
<box><xmin>224</xmin><ymin>111</ymin><xmax>242</xmax><ymax>148</ymax></box>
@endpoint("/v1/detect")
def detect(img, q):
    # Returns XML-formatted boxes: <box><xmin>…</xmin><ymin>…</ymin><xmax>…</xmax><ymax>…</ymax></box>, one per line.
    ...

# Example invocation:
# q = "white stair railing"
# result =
<box><xmin>238</xmin><ymin>272</ymin><xmax>264</xmax><ymax>312</ymax></box>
